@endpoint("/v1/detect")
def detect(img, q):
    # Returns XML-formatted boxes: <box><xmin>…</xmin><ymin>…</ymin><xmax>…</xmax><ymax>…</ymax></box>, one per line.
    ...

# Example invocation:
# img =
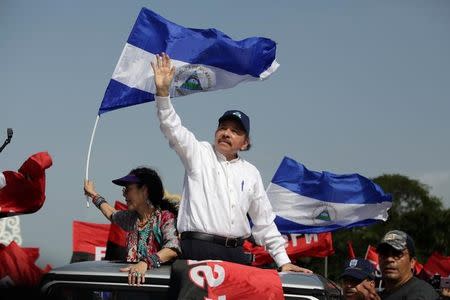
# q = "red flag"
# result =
<box><xmin>0</xmin><ymin>152</ymin><xmax>52</xmax><ymax>218</ymax></box>
<box><xmin>70</xmin><ymin>220</ymin><xmax>110</xmax><ymax>263</ymax></box>
<box><xmin>105</xmin><ymin>201</ymin><xmax>128</xmax><ymax>261</ymax></box>
<box><xmin>0</xmin><ymin>241</ymin><xmax>48</xmax><ymax>287</ymax></box>
<box><xmin>244</xmin><ymin>233</ymin><xmax>334</xmax><ymax>266</ymax></box>
<box><xmin>365</xmin><ymin>245</ymin><xmax>379</xmax><ymax>271</ymax></box>
<box><xmin>414</xmin><ymin>261</ymin><xmax>424</xmax><ymax>276</ymax></box>
<box><xmin>423</xmin><ymin>252</ymin><xmax>450</xmax><ymax>278</ymax></box>
<box><xmin>23</xmin><ymin>247</ymin><xmax>40</xmax><ymax>263</ymax></box>
<box><xmin>170</xmin><ymin>259</ymin><xmax>284</xmax><ymax>300</ymax></box>
<box><xmin>347</xmin><ymin>241</ymin><xmax>356</xmax><ymax>259</ymax></box>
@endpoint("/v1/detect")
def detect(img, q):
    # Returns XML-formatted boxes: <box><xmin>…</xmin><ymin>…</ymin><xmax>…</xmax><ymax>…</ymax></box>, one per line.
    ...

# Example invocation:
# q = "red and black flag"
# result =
<box><xmin>0</xmin><ymin>152</ymin><xmax>52</xmax><ymax>218</ymax></box>
<box><xmin>105</xmin><ymin>201</ymin><xmax>128</xmax><ymax>261</ymax></box>
<box><xmin>70</xmin><ymin>220</ymin><xmax>110</xmax><ymax>263</ymax></box>
<box><xmin>244</xmin><ymin>232</ymin><xmax>334</xmax><ymax>266</ymax></box>
<box><xmin>169</xmin><ymin>259</ymin><xmax>284</xmax><ymax>300</ymax></box>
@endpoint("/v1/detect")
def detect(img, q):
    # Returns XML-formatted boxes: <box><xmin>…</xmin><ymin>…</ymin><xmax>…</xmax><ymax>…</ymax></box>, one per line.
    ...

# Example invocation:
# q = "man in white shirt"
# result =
<box><xmin>152</xmin><ymin>53</ymin><xmax>312</xmax><ymax>273</ymax></box>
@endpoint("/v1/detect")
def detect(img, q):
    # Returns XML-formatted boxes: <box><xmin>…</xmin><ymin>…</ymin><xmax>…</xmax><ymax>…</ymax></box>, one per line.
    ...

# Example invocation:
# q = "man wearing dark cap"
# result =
<box><xmin>356</xmin><ymin>230</ymin><xmax>439</xmax><ymax>299</ymax></box>
<box><xmin>151</xmin><ymin>53</ymin><xmax>312</xmax><ymax>273</ymax></box>
<box><xmin>340</xmin><ymin>258</ymin><xmax>376</xmax><ymax>300</ymax></box>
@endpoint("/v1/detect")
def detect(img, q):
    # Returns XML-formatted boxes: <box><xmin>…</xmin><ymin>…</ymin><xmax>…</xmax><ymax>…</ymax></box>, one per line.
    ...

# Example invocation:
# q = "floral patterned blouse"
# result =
<box><xmin>111</xmin><ymin>208</ymin><xmax>180</xmax><ymax>264</ymax></box>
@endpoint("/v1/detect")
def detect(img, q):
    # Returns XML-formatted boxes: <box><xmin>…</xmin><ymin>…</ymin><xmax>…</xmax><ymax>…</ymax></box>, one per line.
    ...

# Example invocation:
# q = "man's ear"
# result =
<box><xmin>410</xmin><ymin>256</ymin><xmax>417</xmax><ymax>271</ymax></box>
<box><xmin>240</xmin><ymin>143</ymin><xmax>248</xmax><ymax>151</ymax></box>
<box><xmin>240</xmin><ymin>137</ymin><xmax>250</xmax><ymax>151</ymax></box>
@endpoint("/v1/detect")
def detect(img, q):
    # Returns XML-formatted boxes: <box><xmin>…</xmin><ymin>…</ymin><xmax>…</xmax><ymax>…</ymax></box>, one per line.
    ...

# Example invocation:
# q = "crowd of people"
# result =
<box><xmin>83</xmin><ymin>53</ymin><xmax>448</xmax><ymax>299</ymax></box>
<box><xmin>339</xmin><ymin>230</ymin><xmax>445</xmax><ymax>300</ymax></box>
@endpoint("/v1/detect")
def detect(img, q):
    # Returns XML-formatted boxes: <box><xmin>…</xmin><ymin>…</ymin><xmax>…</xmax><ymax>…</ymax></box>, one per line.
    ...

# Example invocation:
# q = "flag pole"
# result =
<box><xmin>85</xmin><ymin>115</ymin><xmax>100</xmax><ymax>207</ymax></box>
<box><xmin>324</xmin><ymin>256</ymin><xmax>328</xmax><ymax>278</ymax></box>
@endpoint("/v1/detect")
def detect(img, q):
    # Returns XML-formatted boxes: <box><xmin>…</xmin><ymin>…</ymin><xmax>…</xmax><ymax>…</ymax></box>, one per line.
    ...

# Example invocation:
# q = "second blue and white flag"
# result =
<box><xmin>99</xmin><ymin>8</ymin><xmax>279</xmax><ymax>115</ymax></box>
<box><xmin>267</xmin><ymin>157</ymin><xmax>392</xmax><ymax>234</ymax></box>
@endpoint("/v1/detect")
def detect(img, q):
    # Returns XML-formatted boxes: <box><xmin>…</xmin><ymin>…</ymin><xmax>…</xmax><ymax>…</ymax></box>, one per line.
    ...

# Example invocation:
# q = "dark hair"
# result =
<box><xmin>130</xmin><ymin>167</ymin><xmax>177</xmax><ymax>214</ymax></box>
<box><xmin>242</xmin><ymin>136</ymin><xmax>251</xmax><ymax>151</ymax></box>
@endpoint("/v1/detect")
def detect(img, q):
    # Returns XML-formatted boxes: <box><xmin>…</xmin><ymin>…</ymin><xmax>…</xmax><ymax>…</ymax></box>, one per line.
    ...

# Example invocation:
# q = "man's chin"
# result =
<box><xmin>344</xmin><ymin>291</ymin><xmax>357</xmax><ymax>299</ymax></box>
<box><xmin>216</xmin><ymin>144</ymin><xmax>230</xmax><ymax>153</ymax></box>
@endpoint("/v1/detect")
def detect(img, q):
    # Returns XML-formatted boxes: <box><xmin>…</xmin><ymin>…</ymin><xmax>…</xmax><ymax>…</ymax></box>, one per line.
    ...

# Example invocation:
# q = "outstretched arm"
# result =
<box><xmin>152</xmin><ymin>53</ymin><xmax>202</xmax><ymax>172</ymax></box>
<box><xmin>151</xmin><ymin>52</ymin><xmax>175</xmax><ymax>97</ymax></box>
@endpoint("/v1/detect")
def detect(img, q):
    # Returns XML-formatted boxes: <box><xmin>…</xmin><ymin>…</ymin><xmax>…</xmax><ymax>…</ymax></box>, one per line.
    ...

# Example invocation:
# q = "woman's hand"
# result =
<box><xmin>83</xmin><ymin>180</ymin><xmax>98</xmax><ymax>199</ymax></box>
<box><xmin>151</xmin><ymin>52</ymin><xmax>175</xmax><ymax>97</ymax></box>
<box><xmin>120</xmin><ymin>261</ymin><xmax>148</xmax><ymax>286</ymax></box>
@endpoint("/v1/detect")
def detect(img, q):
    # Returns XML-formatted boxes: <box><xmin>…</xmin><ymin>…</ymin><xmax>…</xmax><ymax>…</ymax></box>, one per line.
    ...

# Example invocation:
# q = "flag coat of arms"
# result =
<box><xmin>99</xmin><ymin>8</ymin><xmax>279</xmax><ymax>115</ymax></box>
<box><xmin>267</xmin><ymin>157</ymin><xmax>392</xmax><ymax>233</ymax></box>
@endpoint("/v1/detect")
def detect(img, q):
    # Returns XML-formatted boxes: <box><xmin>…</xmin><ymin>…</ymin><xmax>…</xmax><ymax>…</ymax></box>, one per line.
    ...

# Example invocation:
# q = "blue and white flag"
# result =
<box><xmin>98</xmin><ymin>8</ymin><xmax>279</xmax><ymax>115</ymax></box>
<box><xmin>267</xmin><ymin>157</ymin><xmax>392</xmax><ymax>234</ymax></box>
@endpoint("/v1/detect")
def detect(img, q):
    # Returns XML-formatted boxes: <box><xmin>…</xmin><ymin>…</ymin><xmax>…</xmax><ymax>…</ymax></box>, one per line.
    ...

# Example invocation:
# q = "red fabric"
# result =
<box><xmin>365</xmin><ymin>245</ymin><xmax>380</xmax><ymax>272</ymax></box>
<box><xmin>173</xmin><ymin>260</ymin><xmax>283</xmax><ymax>300</ymax></box>
<box><xmin>0</xmin><ymin>241</ymin><xmax>49</xmax><ymax>287</ymax></box>
<box><xmin>244</xmin><ymin>232</ymin><xmax>334</xmax><ymax>266</ymax></box>
<box><xmin>23</xmin><ymin>247</ymin><xmax>40</xmax><ymax>263</ymax></box>
<box><xmin>347</xmin><ymin>241</ymin><xmax>356</xmax><ymax>259</ymax></box>
<box><xmin>423</xmin><ymin>252</ymin><xmax>450</xmax><ymax>277</ymax></box>
<box><xmin>107</xmin><ymin>201</ymin><xmax>128</xmax><ymax>246</ymax></box>
<box><xmin>414</xmin><ymin>261</ymin><xmax>424</xmax><ymax>276</ymax></box>
<box><xmin>0</xmin><ymin>152</ymin><xmax>52</xmax><ymax>217</ymax></box>
<box><xmin>206</xmin><ymin>261</ymin><xmax>284</xmax><ymax>300</ymax></box>
<box><xmin>72</xmin><ymin>220</ymin><xmax>110</xmax><ymax>254</ymax></box>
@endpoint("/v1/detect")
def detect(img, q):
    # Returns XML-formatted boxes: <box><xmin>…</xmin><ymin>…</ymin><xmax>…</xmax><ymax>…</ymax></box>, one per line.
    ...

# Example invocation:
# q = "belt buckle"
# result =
<box><xmin>225</xmin><ymin>237</ymin><xmax>238</xmax><ymax>248</ymax></box>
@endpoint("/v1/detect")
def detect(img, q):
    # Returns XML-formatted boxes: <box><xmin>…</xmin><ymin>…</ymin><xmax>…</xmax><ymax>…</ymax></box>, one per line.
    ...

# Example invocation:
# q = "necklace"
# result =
<box><xmin>137</xmin><ymin>220</ymin><xmax>151</xmax><ymax>259</ymax></box>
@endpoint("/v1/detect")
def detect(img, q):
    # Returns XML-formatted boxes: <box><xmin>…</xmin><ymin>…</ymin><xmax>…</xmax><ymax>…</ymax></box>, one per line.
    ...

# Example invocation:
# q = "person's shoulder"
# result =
<box><xmin>159</xmin><ymin>209</ymin><xmax>176</xmax><ymax>221</ymax></box>
<box><xmin>239</xmin><ymin>157</ymin><xmax>259</xmax><ymax>170</ymax></box>
<box><xmin>160</xmin><ymin>209</ymin><xmax>175</xmax><ymax>216</ymax></box>
<box><xmin>200</xmin><ymin>141</ymin><xmax>212</xmax><ymax>147</ymax></box>
<box><xmin>401</xmin><ymin>277</ymin><xmax>440</xmax><ymax>298</ymax></box>
<box><xmin>242</xmin><ymin>160</ymin><xmax>264</xmax><ymax>179</ymax></box>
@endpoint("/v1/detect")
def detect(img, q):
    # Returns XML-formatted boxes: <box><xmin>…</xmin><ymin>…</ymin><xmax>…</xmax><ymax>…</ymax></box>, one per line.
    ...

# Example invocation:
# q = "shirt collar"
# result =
<box><xmin>214</xmin><ymin>146</ymin><xmax>240</xmax><ymax>163</ymax></box>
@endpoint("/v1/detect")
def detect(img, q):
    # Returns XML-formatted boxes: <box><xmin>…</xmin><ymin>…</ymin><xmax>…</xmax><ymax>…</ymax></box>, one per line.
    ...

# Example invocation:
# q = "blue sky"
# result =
<box><xmin>1</xmin><ymin>1</ymin><xmax>449</xmax><ymax>267</ymax></box>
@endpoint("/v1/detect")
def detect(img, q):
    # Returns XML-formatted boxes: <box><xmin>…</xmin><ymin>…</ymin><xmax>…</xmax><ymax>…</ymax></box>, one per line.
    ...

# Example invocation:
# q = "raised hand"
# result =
<box><xmin>151</xmin><ymin>52</ymin><xmax>175</xmax><ymax>97</ymax></box>
<box><xmin>84</xmin><ymin>179</ymin><xmax>98</xmax><ymax>199</ymax></box>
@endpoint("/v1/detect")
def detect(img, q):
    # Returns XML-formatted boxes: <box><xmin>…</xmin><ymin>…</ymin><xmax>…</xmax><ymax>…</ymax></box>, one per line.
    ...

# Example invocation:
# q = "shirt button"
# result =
<box><xmin>232</xmin><ymin>204</ymin><xmax>235</xmax><ymax>208</ymax></box>
<box><xmin>231</xmin><ymin>221</ymin><xmax>234</xmax><ymax>224</ymax></box>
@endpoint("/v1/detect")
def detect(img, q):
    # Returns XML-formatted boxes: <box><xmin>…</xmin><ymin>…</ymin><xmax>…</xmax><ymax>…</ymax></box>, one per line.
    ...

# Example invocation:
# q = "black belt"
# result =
<box><xmin>181</xmin><ymin>231</ymin><xmax>245</xmax><ymax>248</ymax></box>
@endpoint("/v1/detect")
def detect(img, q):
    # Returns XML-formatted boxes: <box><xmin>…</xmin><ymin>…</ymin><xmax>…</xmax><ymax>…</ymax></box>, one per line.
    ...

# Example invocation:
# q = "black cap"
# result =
<box><xmin>218</xmin><ymin>110</ymin><xmax>250</xmax><ymax>134</ymax></box>
<box><xmin>340</xmin><ymin>258</ymin><xmax>376</xmax><ymax>281</ymax></box>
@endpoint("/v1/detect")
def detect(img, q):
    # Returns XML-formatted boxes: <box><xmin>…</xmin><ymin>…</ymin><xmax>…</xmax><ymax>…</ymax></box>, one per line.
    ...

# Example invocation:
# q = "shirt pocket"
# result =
<box><xmin>238</xmin><ymin>180</ymin><xmax>254</xmax><ymax>213</ymax></box>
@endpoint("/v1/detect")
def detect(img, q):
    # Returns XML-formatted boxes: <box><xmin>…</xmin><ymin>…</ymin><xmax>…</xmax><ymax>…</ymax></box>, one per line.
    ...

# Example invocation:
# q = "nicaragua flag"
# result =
<box><xmin>98</xmin><ymin>8</ymin><xmax>279</xmax><ymax>115</ymax></box>
<box><xmin>267</xmin><ymin>157</ymin><xmax>392</xmax><ymax>234</ymax></box>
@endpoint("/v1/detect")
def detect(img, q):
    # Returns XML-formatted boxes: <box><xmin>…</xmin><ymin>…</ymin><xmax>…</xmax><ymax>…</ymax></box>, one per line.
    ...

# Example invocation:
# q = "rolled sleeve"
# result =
<box><xmin>249</xmin><ymin>172</ymin><xmax>290</xmax><ymax>267</ymax></box>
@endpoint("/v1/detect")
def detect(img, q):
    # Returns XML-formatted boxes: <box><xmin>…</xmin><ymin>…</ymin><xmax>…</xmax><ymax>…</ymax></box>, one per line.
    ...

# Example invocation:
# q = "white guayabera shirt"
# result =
<box><xmin>156</xmin><ymin>95</ymin><xmax>290</xmax><ymax>267</ymax></box>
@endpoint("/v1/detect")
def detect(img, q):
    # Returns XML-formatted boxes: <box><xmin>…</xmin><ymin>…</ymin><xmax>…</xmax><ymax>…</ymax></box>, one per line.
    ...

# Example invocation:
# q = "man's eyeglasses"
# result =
<box><xmin>378</xmin><ymin>248</ymin><xmax>408</xmax><ymax>260</ymax></box>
